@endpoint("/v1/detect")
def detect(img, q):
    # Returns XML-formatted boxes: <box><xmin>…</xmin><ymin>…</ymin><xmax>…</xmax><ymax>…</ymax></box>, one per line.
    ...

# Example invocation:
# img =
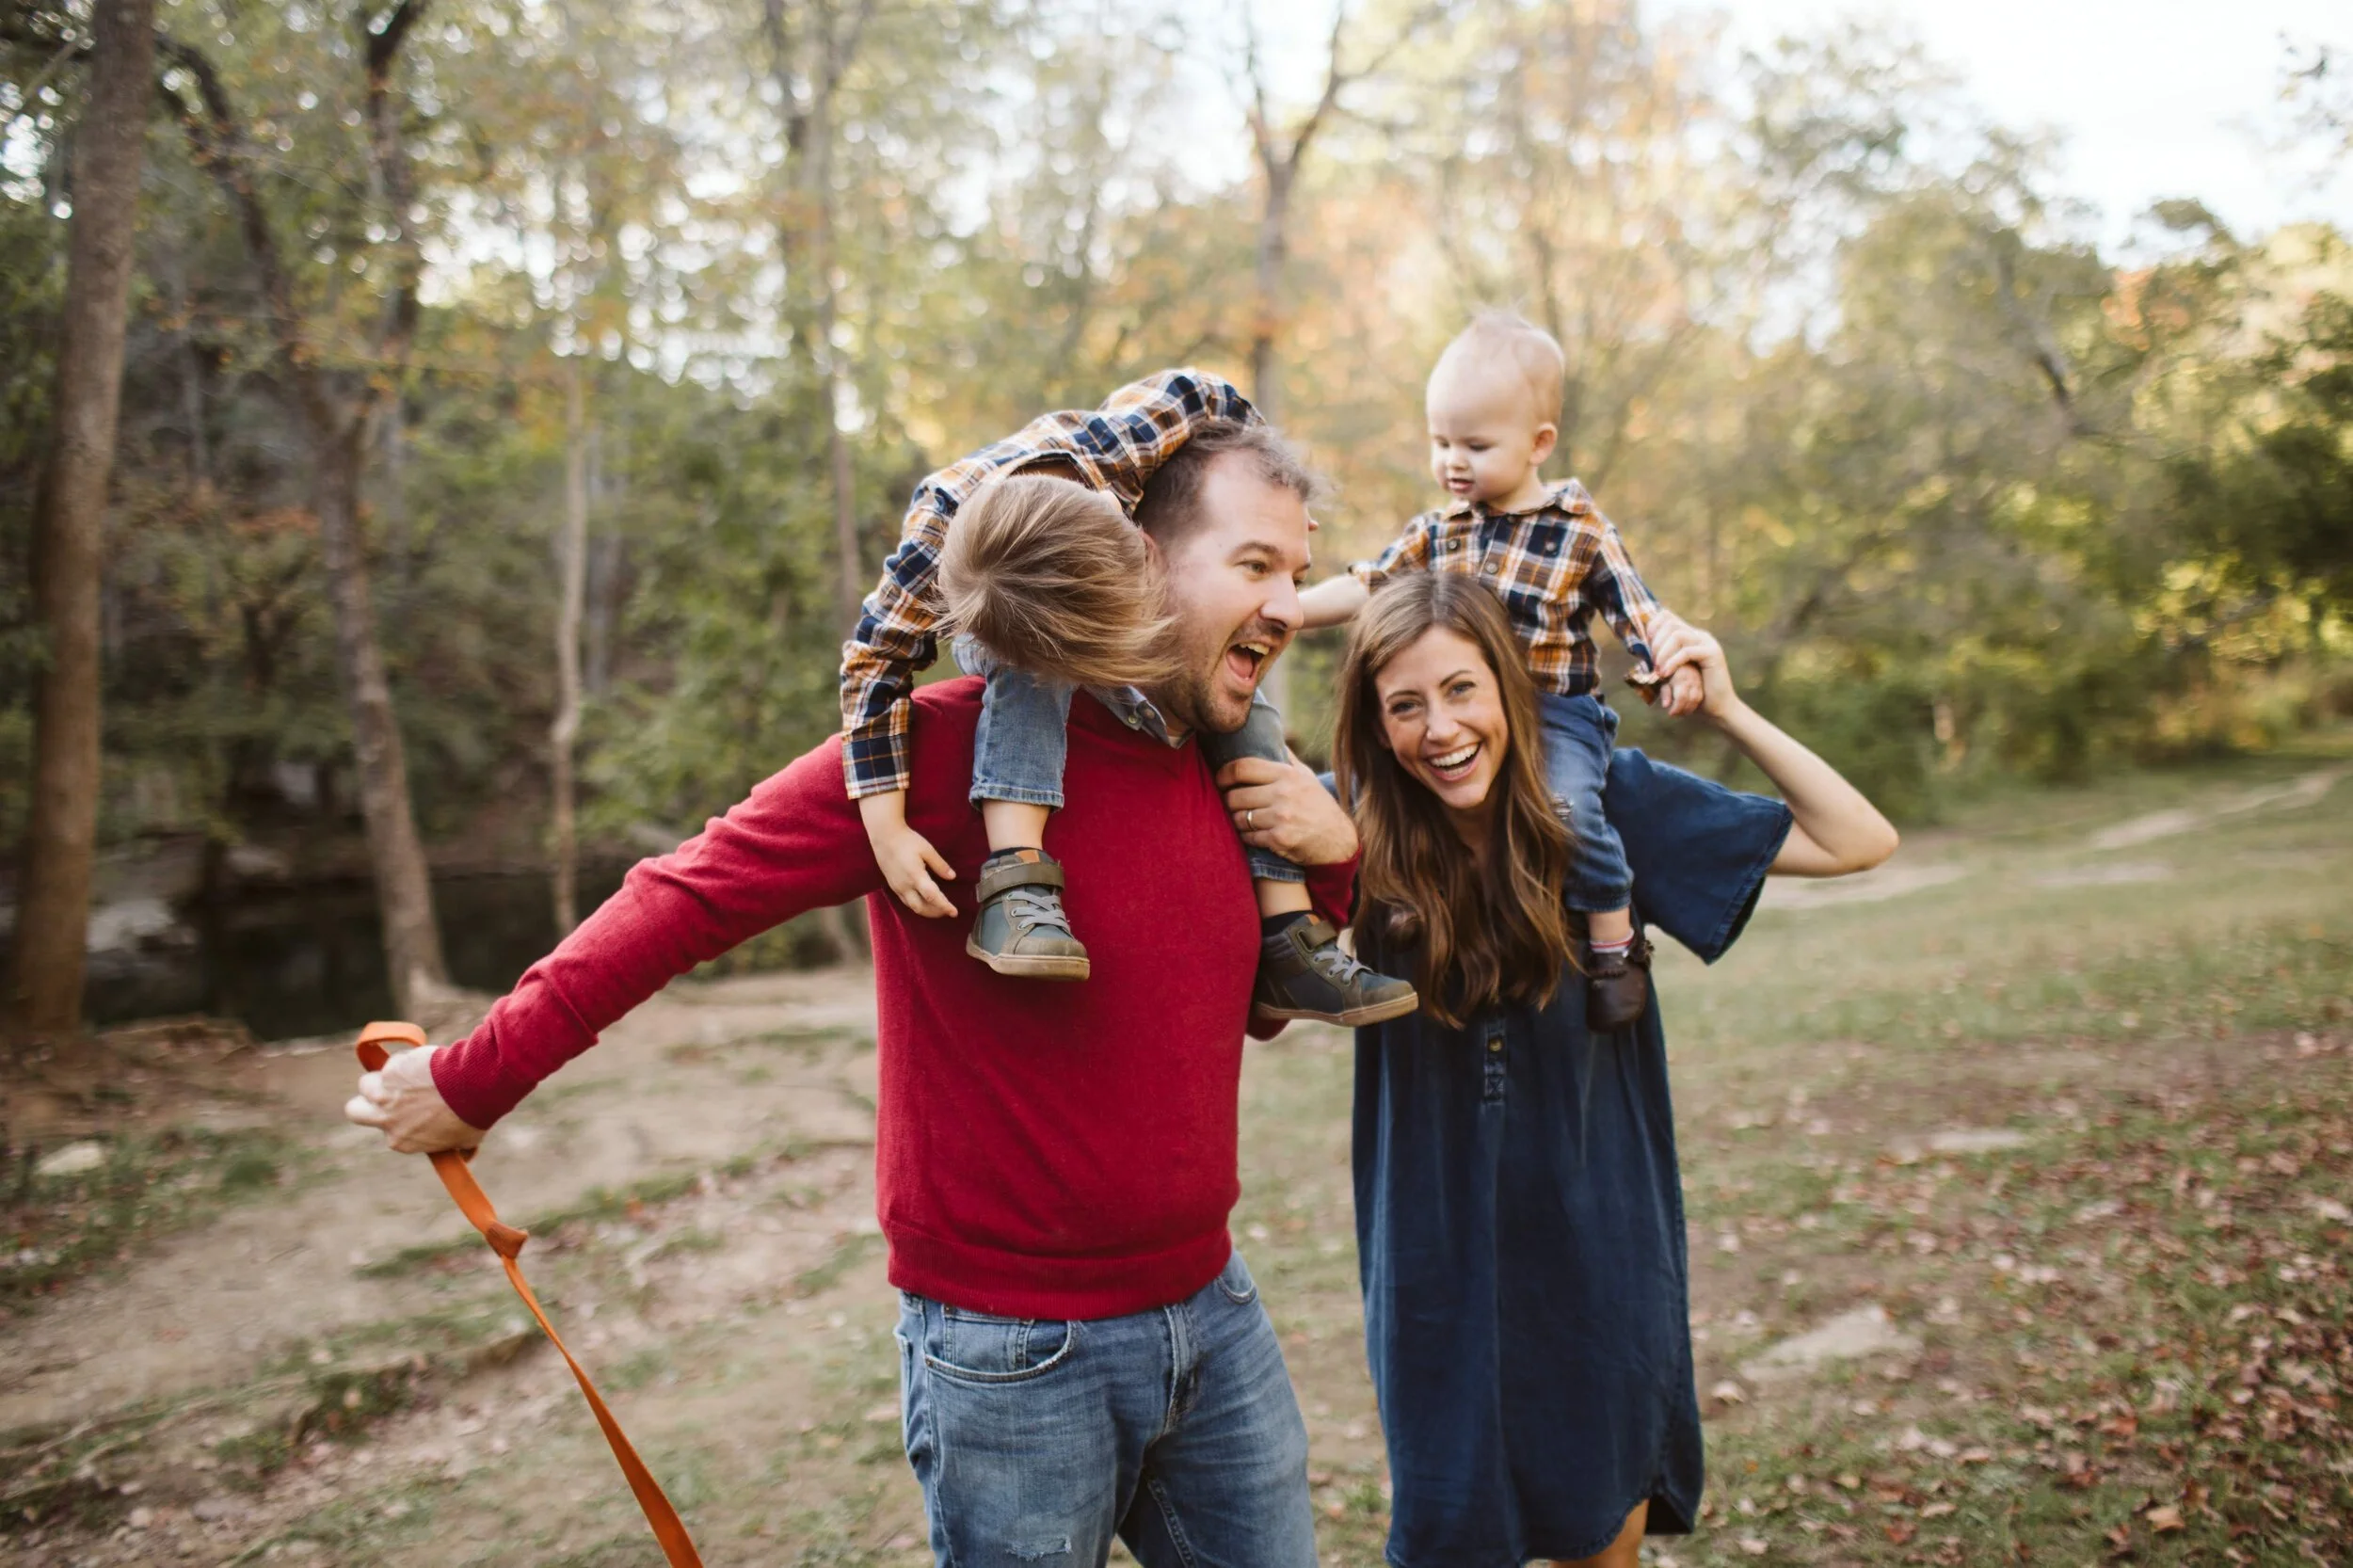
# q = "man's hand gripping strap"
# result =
<box><xmin>355</xmin><ymin>1022</ymin><xmax>705</xmax><ymax>1568</ymax></box>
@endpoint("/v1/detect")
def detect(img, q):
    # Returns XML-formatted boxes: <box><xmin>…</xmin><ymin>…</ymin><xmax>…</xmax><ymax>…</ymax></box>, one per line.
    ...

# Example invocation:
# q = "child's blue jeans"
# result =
<box><xmin>957</xmin><ymin>636</ymin><xmax>1305</xmax><ymax>885</ymax></box>
<box><xmin>1539</xmin><ymin>691</ymin><xmax>1635</xmax><ymax>914</ymax></box>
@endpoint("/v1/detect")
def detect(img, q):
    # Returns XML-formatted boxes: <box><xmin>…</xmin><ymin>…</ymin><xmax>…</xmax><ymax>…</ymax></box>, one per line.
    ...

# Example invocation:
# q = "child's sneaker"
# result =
<box><xmin>1253</xmin><ymin>917</ymin><xmax>1419</xmax><ymax>1026</ymax></box>
<box><xmin>1584</xmin><ymin>932</ymin><xmax>1652</xmax><ymax>1032</ymax></box>
<box><xmin>968</xmin><ymin>849</ymin><xmax>1091</xmax><ymax>981</ymax></box>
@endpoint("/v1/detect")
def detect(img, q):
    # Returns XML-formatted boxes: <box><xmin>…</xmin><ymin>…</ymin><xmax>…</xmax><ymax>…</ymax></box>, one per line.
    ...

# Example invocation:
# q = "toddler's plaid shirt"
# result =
<box><xmin>840</xmin><ymin>369</ymin><xmax>1256</xmax><ymax>799</ymax></box>
<box><xmin>1350</xmin><ymin>480</ymin><xmax>1664</xmax><ymax>696</ymax></box>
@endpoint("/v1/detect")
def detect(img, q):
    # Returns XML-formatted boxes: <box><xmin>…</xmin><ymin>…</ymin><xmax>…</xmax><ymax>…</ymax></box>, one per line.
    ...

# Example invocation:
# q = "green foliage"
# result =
<box><xmin>2</xmin><ymin>0</ymin><xmax>2349</xmax><ymax>938</ymax></box>
<box><xmin>2169</xmin><ymin>289</ymin><xmax>2353</xmax><ymax>622</ymax></box>
<box><xmin>0</xmin><ymin>184</ymin><xmax>63</xmax><ymax>842</ymax></box>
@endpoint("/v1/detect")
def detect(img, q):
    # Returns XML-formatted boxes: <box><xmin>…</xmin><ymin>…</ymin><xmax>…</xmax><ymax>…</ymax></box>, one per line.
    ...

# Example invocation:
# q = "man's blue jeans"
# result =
<box><xmin>956</xmin><ymin>635</ymin><xmax>1305</xmax><ymax>885</ymax></box>
<box><xmin>894</xmin><ymin>1252</ymin><xmax>1318</xmax><ymax>1568</ymax></box>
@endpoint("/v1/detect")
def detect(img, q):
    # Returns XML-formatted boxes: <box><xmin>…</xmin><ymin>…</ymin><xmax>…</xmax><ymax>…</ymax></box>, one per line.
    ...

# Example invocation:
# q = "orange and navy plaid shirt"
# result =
<box><xmin>1350</xmin><ymin>479</ymin><xmax>1663</xmax><ymax>697</ymax></box>
<box><xmin>840</xmin><ymin>369</ymin><xmax>1257</xmax><ymax>798</ymax></box>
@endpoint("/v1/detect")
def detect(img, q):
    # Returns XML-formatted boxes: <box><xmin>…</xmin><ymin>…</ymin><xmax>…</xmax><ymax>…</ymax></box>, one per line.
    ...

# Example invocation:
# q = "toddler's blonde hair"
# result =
<box><xmin>936</xmin><ymin>472</ymin><xmax>1176</xmax><ymax>692</ymax></box>
<box><xmin>1432</xmin><ymin>311</ymin><xmax>1566</xmax><ymax>424</ymax></box>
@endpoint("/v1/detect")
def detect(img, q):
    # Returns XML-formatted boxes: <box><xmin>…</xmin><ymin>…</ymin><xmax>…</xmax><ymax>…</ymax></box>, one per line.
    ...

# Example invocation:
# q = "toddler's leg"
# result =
<box><xmin>1538</xmin><ymin>695</ymin><xmax>1648</xmax><ymax>1032</ymax></box>
<box><xmin>1197</xmin><ymin>695</ymin><xmax>1310</xmax><ymax>900</ymax></box>
<box><xmin>962</xmin><ymin>637</ymin><xmax>1088</xmax><ymax>982</ymax></box>
<box><xmin>967</xmin><ymin>635</ymin><xmax>1072</xmax><ymax>821</ymax></box>
<box><xmin>1200</xmin><ymin>696</ymin><xmax>1418</xmax><ymax>1027</ymax></box>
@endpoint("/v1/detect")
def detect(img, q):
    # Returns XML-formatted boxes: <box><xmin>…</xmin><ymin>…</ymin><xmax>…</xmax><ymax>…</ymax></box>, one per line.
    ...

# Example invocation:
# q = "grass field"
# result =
<box><xmin>1232</xmin><ymin>747</ymin><xmax>2353</xmax><ymax>1566</ymax></box>
<box><xmin>7</xmin><ymin>748</ymin><xmax>2349</xmax><ymax>1566</ymax></box>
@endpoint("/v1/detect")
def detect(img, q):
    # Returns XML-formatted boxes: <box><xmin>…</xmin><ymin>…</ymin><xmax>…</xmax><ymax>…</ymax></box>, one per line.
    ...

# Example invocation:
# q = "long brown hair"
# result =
<box><xmin>1334</xmin><ymin>575</ymin><xmax>1576</xmax><ymax>1029</ymax></box>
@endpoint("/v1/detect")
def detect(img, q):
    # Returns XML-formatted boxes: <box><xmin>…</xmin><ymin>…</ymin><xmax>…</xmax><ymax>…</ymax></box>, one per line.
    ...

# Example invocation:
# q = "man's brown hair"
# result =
<box><xmin>1132</xmin><ymin>420</ymin><xmax>1320</xmax><ymax>550</ymax></box>
<box><xmin>936</xmin><ymin>472</ymin><xmax>1176</xmax><ymax>691</ymax></box>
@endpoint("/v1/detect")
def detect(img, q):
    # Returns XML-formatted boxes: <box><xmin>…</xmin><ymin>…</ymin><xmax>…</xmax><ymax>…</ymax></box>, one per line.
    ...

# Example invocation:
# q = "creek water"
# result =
<box><xmin>83</xmin><ymin>868</ymin><xmax>629</xmax><ymax>1042</ymax></box>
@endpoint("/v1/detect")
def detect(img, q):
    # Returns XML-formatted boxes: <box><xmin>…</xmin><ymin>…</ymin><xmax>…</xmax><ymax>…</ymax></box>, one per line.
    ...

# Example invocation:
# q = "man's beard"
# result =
<box><xmin>1154</xmin><ymin>616</ymin><xmax>1289</xmax><ymax>736</ymax></box>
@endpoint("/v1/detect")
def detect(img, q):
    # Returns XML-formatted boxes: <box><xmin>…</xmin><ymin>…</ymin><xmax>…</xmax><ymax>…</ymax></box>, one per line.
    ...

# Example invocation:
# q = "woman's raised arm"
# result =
<box><xmin>1648</xmin><ymin>619</ymin><xmax>1900</xmax><ymax>877</ymax></box>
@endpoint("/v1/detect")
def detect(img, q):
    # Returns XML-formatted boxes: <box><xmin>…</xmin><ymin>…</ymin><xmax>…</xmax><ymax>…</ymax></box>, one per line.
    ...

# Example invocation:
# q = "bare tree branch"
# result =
<box><xmin>362</xmin><ymin>0</ymin><xmax>433</xmax><ymax>362</ymax></box>
<box><xmin>830</xmin><ymin>0</ymin><xmax>879</xmax><ymax>94</ymax></box>
<box><xmin>1</xmin><ymin>35</ymin><xmax>82</xmax><ymax>141</ymax></box>
<box><xmin>154</xmin><ymin>35</ymin><xmax>322</xmax><ymax>424</ymax></box>
<box><xmin>363</xmin><ymin>0</ymin><xmax>428</xmax><ymax>80</ymax></box>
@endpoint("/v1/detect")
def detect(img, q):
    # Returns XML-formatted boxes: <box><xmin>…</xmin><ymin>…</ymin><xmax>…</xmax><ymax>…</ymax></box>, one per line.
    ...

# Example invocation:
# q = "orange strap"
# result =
<box><xmin>357</xmin><ymin>1021</ymin><xmax>705</xmax><ymax>1568</ymax></box>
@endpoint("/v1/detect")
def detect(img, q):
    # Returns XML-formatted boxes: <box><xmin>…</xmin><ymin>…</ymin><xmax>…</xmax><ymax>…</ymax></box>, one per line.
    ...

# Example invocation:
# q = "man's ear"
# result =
<box><xmin>1530</xmin><ymin>423</ymin><xmax>1559</xmax><ymax>466</ymax></box>
<box><xmin>1140</xmin><ymin>528</ymin><xmax>1165</xmax><ymax>568</ymax></box>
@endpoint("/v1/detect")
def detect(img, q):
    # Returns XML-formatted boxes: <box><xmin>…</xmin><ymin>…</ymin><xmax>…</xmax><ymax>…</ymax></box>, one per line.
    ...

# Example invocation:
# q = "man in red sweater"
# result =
<box><xmin>346</xmin><ymin>411</ymin><xmax>1354</xmax><ymax>1566</ymax></box>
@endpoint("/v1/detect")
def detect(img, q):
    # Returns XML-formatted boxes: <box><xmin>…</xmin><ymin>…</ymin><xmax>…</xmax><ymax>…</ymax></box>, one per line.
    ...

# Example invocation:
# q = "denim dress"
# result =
<box><xmin>1352</xmin><ymin>749</ymin><xmax>1792</xmax><ymax>1567</ymax></box>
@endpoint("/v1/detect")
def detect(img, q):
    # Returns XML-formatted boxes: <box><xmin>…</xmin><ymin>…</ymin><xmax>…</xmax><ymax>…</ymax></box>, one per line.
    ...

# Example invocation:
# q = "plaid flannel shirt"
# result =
<box><xmin>840</xmin><ymin>369</ymin><xmax>1257</xmax><ymax>798</ymax></box>
<box><xmin>1350</xmin><ymin>479</ymin><xmax>1664</xmax><ymax>697</ymax></box>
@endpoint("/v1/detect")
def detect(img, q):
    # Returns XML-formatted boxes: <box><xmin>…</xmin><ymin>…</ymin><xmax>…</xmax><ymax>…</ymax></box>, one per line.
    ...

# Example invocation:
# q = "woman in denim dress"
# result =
<box><xmin>1329</xmin><ymin>576</ymin><xmax>1897</xmax><ymax>1568</ymax></box>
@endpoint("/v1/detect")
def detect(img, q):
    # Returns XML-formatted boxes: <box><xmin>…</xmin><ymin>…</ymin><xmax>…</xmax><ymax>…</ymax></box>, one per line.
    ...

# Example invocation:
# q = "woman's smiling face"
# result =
<box><xmin>1374</xmin><ymin>625</ymin><xmax>1512</xmax><ymax>822</ymax></box>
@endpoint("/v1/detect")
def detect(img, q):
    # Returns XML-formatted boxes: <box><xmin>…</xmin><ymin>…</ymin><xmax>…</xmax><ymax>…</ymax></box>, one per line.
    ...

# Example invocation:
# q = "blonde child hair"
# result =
<box><xmin>936</xmin><ymin>472</ymin><xmax>1176</xmax><ymax>692</ymax></box>
<box><xmin>1433</xmin><ymin>310</ymin><xmax>1566</xmax><ymax>421</ymax></box>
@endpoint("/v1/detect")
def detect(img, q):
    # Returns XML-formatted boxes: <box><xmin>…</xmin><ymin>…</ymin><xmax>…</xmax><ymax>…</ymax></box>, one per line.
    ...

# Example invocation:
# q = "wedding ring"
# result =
<box><xmin>1245</xmin><ymin>809</ymin><xmax>1257</xmax><ymax>830</ymax></box>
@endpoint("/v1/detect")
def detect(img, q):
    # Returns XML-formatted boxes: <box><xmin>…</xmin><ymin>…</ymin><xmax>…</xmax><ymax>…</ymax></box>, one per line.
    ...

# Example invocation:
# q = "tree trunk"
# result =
<box><xmin>551</xmin><ymin>357</ymin><xmax>590</xmax><ymax>934</ymax></box>
<box><xmin>3</xmin><ymin>0</ymin><xmax>157</xmax><ymax>1038</ymax></box>
<box><xmin>312</xmin><ymin>420</ymin><xmax>447</xmax><ymax>1011</ymax></box>
<box><xmin>1249</xmin><ymin>166</ymin><xmax>1290</xmax><ymax>427</ymax></box>
<box><xmin>807</xmin><ymin>47</ymin><xmax>864</xmax><ymax>634</ymax></box>
<box><xmin>1250</xmin><ymin>165</ymin><xmax>1293</xmax><ymax>718</ymax></box>
<box><xmin>585</xmin><ymin>416</ymin><xmax>618</xmax><ymax>695</ymax></box>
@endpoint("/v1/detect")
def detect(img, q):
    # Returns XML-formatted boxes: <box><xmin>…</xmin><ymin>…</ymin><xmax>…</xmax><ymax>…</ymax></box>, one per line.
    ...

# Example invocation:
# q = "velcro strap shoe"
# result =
<box><xmin>1252</xmin><ymin>917</ymin><xmax>1419</xmax><ymax>1027</ymax></box>
<box><xmin>968</xmin><ymin>849</ymin><xmax>1090</xmax><ymax>981</ymax></box>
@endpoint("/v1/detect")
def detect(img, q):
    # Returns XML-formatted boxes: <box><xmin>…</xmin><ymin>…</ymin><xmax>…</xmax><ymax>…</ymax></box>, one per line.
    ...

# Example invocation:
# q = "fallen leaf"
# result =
<box><xmin>2145</xmin><ymin>1506</ymin><xmax>2185</xmax><ymax>1533</ymax></box>
<box><xmin>1919</xmin><ymin>1501</ymin><xmax>1957</xmax><ymax>1519</ymax></box>
<box><xmin>1884</xmin><ymin>1521</ymin><xmax>1917</xmax><ymax>1545</ymax></box>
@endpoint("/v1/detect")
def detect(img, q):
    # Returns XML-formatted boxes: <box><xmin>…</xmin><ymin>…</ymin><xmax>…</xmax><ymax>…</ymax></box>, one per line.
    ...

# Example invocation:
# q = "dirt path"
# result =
<box><xmin>5</xmin><ymin>965</ymin><xmax>902</xmax><ymax>1566</ymax></box>
<box><xmin>1760</xmin><ymin>762</ymin><xmax>2345</xmax><ymax>913</ymax></box>
<box><xmin>4</xmin><ymin>968</ymin><xmax>879</xmax><ymax>1434</ymax></box>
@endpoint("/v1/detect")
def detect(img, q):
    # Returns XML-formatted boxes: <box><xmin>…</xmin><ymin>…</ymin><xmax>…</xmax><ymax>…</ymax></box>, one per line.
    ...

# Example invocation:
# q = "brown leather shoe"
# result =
<box><xmin>1585</xmin><ymin>933</ymin><xmax>1652</xmax><ymax>1032</ymax></box>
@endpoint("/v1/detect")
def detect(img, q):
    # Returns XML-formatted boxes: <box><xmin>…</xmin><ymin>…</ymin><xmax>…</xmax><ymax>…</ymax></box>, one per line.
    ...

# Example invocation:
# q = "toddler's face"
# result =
<box><xmin>1426</xmin><ymin>366</ymin><xmax>1554</xmax><ymax>507</ymax></box>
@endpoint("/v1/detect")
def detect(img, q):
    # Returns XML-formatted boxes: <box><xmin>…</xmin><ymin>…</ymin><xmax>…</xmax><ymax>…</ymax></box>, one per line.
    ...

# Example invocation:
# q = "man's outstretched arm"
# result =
<box><xmin>346</xmin><ymin>739</ymin><xmax>884</xmax><ymax>1151</ymax></box>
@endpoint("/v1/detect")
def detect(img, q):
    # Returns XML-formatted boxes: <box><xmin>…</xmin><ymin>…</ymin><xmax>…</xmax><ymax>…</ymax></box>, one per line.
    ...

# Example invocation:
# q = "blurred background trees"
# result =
<box><xmin>1</xmin><ymin>0</ymin><xmax>2347</xmax><ymax>1032</ymax></box>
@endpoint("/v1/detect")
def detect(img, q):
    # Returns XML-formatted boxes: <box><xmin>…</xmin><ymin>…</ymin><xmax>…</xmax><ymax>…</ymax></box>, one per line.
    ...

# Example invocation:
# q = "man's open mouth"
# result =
<box><xmin>1424</xmin><ymin>742</ymin><xmax>1481</xmax><ymax>781</ymax></box>
<box><xmin>1225</xmin><ymin>639</ymin><xmax>1273</xmax><ymax>687</ymax></box>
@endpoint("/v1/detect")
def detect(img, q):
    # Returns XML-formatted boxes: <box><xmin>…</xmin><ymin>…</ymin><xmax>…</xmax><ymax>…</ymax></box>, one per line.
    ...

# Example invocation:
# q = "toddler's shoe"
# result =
<box><xmin>1584</xmin><ymin>932</ymin><xmax>1652</xmax><ymax>1032</ymax></box>
<box><xmin>968</xmin><ymin>849</ymin><xmax>1090</xmax><ymax>981</ymax></box>
<box><xmin>1253</xmin><ymin>917</ymin><xmax>1419</xmax><ymax>1026</ymax></box>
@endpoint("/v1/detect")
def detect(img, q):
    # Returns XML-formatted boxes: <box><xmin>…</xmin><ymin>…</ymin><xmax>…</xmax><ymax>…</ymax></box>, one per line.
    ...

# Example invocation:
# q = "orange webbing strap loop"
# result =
<box><xmin>356</xmin><ymin>1021</ymin><xmax>705</xmax><ymax>1568</ymax></box>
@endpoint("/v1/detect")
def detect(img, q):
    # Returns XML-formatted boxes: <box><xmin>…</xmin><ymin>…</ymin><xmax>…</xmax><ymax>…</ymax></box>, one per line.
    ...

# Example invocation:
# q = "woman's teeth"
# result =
<box><xmin>1428</xmin><ymin>744</ymin><xmax>1480</xmax><ymax>775</ymax></box>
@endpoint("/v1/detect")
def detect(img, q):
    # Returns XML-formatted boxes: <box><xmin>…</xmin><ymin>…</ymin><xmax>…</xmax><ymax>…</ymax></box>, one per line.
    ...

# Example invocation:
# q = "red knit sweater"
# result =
<box><xmin>431</xmin><ymin>679</ymin><xmax>1355</xmax><ymax>1319</ymax></box>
